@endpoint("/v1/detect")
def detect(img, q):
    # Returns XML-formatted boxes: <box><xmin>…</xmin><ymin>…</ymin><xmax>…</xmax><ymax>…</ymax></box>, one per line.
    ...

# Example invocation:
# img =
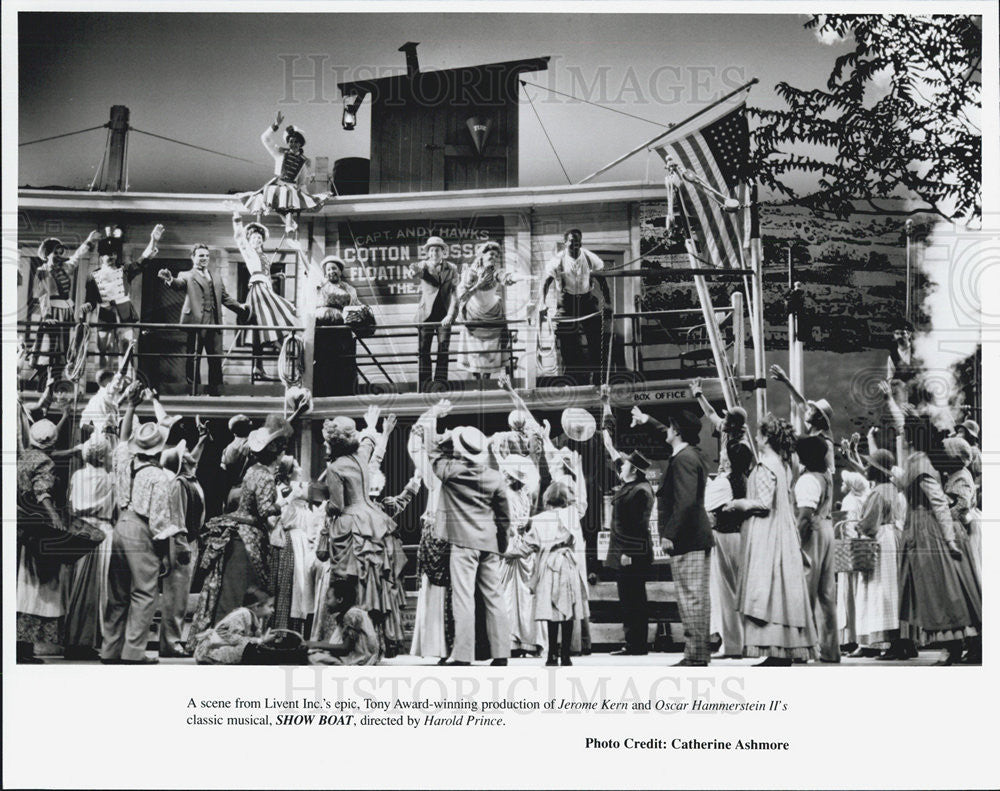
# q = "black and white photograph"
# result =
<box><xmin>3</xmin><ymin>3</ymin><xmax>997</xmax><ymax>789</ymax></box>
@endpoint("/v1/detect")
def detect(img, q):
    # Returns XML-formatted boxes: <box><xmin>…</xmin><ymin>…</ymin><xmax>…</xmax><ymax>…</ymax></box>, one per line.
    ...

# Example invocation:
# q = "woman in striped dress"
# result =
<box><xmin>232</xmin><ymin>212</ymin><xmax>299</xmax><ymax>378</ymax></box>
<box><xmin>240</xmin><ymin>112</ymin><xmax>329</xmax><ymax>233</ymax></box>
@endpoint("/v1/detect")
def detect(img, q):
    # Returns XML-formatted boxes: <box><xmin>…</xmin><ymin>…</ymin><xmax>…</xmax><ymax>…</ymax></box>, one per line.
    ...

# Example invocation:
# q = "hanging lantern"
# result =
<box><xmin>465</xmin><ymin>117</ymin><xmax>493</xmax><ymax>155</ymax></box>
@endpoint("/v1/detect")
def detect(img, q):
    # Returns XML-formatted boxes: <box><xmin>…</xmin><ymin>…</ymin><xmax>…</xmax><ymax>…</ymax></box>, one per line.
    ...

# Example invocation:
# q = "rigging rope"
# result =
<box><xmin>19</xmin><ymin>124</ymin><xmax>108</xmax><ymax>147</ymax></box>
<box><xmin>520</xmin><ymin>83</ymin><xmax>572</xmax><ymax>184</ymax></box>
<box><xmin>129</xmin><ymin>127</ymin><xmax>257</xmax><ymax>164</ymax></box>
<box><xmin>519</xmin><ymin>79</ymin><xmax>671</xmax><ymax>128</ymax></box>
<box><xmin>88</xmin><ymin>126</ymin><xmax>112</xmax><ymax>191</ymax></box>
<box><xmin>64</xmin><ymin>323</ymin><xmax>92</xmax><ymax>384</ymax></box>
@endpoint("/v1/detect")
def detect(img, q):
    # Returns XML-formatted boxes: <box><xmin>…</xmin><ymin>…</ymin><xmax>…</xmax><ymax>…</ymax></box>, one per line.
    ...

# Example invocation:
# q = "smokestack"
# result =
<box><xmin>399</xmin><ymin>42</ymin><xmax>419</xmax><ymax>77</ymax></box>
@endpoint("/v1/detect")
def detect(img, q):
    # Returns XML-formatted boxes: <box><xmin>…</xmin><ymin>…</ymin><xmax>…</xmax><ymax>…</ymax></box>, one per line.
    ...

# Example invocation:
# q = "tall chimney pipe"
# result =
<box><xmin>399</xmin><ymin>42</ymin><xmax>420</xmax><ymax>77</ymax></box>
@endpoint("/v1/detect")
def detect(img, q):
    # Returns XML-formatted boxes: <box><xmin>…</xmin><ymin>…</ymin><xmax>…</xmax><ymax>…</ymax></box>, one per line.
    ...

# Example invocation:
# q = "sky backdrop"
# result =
<box><xmin>18</xmin><ymin>11</ymin><xmax>846</xmax><ymax>193</ymax></box>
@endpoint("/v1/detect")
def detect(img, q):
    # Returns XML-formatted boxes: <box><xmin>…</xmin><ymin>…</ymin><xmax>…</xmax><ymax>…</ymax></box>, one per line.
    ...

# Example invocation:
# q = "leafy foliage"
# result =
<box><xmin>751</xmin><ymin>15</ymin><xmax>981</xmax><ymax>222</ymax></box>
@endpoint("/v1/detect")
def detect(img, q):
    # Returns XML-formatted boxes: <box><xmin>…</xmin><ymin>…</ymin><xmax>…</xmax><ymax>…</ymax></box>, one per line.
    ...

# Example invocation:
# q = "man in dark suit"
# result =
<box><xmin>429</xmin><ymin>424</ymin><xmax>512</xmax><ymax>666</ymax></box>
<box><xmin>633</xmin><ymin>407</ymin><xmax>714</xmax><ymax>666</ymax></box>
<box><xmin>158</xmin><ymin>244</ymin><xmax>246</xmax><ymax>396</ymax></box>
<box><xmin>414</xmin><ymin>236</ymin><xmax>459</xmax><ymax>391</ymax></box>
<box><xmin>601</xmin><ymin>424</ymin><xmax>656</xmax><ymax>656</ymax></box>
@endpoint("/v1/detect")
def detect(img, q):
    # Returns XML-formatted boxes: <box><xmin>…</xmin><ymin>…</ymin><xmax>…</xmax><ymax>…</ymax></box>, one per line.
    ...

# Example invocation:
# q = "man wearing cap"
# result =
<box><xmin>600</xmin><ymin>417</ymin><xmax>656</xmax><ymax>656</ymax></box>
<box><xmin>158</xmin><ymin>243</ymin><xmax>248</xmax><ymax>396</ymax></box>
<box><xmin>429</xmin><ymin>425</ymin><xmax>512</xmax><ymax>665</ymax></box>
<box><xmin>101</xmin><ymin>421</ymin><xmax>173</xmax><ymax>664</ymax></box>
<box><xmin>633</xmin><ymin>407</ymin><xmax>714</xmax><ymax>665</ymax></box>
<box><xmin>31</xmin><ymin>231</ymin><xmax>100</xmax><ymax>380</ymax></box>
<box><xmin>156</xmin><ymin>429</ymin><xmax>208</xmax><ymax>658</ymax></box>
<box><xmin>414</xmin><ymin>236</ymin><xmax>459</xmax><ymax>390</ymax></box>
<box><xmin>79</xmin><ymin>224</ymin><xmax>165</xmax><ymax>372</ymax></box>
<box><xmin>542</xmin><ymin>229</ymin><xmax>607</xmax><ymax>384</ymax></box>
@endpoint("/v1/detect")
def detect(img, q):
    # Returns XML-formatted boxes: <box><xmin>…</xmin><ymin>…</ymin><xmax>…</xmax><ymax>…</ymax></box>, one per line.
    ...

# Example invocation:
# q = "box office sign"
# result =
<box><xmin>334</xmin><ymin>216</ymin><xmax>505</xmax><ymax>304</ymax></box>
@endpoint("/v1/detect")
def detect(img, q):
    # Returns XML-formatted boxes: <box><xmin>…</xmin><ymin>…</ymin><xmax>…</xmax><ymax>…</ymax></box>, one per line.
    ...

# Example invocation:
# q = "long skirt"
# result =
<box><xmin>709</xmin><ymin>530</ymin><xmax>743</xmax><ymax>656</ymax></box>
<box><xmin>459</xmin><ymin>298</ymin><xmax>508</xmax><ymax>375</ymax></box>
<box><xmin>899</xmin><ymin>506</ymin><xmax>981</xmax><ymax>645</ymax></box>
<box><xmin>248</xmin><ymin>277</ymin><xmax>298</xmax><ymax>345</ymax></box>
<box><xmin>272</xmin><ymin>523</ymin><xmax>316</xmax><ymax>631</ymax></box>
<box><xmin>17</xmin><ymin>550</ymin><xmax>67</xmax><ymax>651</ymax></box>
<box><xmin>837</xmin><ymin>572</ymin><xmax>859</xmax><ymax>645</ymax></box>
<box><xmin>188</xmin><ymin>520</ymin><xmax>270</xmax><ymax>651</ymax></box>
<box><xmin>410</xmin><ymin>575</ymin><xmax>448</xmax><ymax>658</ymax></box>
<box><xmin>63</xmin><ymin>525</ymin><xmax>114</xmax><ymax>652</ymax></box>
<box><xmin>854</xmin><ymin>524</ymin><xmax>902</xmax><ymax>648</ymax></box>
<box><xmin>501</xmin><ymin>554</ymin><xmax>544</xmax><ymax>652</ymax></box>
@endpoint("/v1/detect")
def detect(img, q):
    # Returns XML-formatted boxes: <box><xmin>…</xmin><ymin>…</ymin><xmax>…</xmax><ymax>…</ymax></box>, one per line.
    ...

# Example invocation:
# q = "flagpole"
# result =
<box><xmin>578</xmin><ymin>77</ymin><xmax>759</xmax><ymax>185</ymax></box>
<box><xmin>748</xmin><ymin>182</ymin><xmax>767</xmax><ymax>427</ymax></box>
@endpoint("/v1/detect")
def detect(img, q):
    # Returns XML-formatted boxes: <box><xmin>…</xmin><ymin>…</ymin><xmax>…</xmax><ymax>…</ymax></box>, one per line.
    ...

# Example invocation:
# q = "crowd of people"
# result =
<box><xmin>15</xmin><ymin>331</ymin><xmax>983</xmax><ymax>666</ymax></box>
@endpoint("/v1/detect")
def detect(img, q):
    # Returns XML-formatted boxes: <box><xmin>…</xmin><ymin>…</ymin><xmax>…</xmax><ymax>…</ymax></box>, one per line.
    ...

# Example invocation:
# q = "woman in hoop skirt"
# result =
<box><xmin>241</xmin><ymin>112</ymin><xmax>329</xmax><ymax>233</ymax></box>
<box><xmin>232</xmin><ymin>211</ymin><xmax>300</xmax><ymax>381</ymax></box>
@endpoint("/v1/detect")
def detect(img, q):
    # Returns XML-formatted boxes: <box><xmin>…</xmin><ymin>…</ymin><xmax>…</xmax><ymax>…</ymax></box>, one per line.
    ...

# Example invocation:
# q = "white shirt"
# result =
<box><xmin>545</xmin><ymin>248</ymin><xmax>604</xmax><ymax>295</ymax></box>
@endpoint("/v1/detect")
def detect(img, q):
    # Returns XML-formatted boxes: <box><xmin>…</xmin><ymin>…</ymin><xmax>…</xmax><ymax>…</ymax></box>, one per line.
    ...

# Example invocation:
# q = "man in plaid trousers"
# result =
<box><xmin>632</xmin><ymin>407</ymin><xmax>714</xmax><ymax>666</ymax></box>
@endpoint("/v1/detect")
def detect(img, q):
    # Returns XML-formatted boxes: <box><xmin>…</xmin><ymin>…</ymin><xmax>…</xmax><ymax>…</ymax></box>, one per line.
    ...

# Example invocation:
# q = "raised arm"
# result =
<box><xmin>136</xmin><ymin>224</ymin><xmax>165</xmax><ymax>265</ymax></box>
<box><xmin>496</xmin><ymin>372</ymin><xmax>543</xmax><ymax>434</ymax></box>
<box><xmin>64</xmin><ymin>230</ymin><xmax>100</xmax><ymax>273</ymax></box>
<box><xmin>689</xmin><ymin>379</ymin><xmax>723</xmax><ymax>430</ymax></box>
<box><xmin>878</xmin><ymin>381</ymin><xmax>905</xmax><ymax>432</ymax></box>
<box><xmin>261</xmin><ymin>113</ymin><xmax>284</xmax><ymax>161</ymax></box>
<box><xmin>769</xmin><ymin>364</ymin><xmax>807</xmax><ymax>408</ymax></box>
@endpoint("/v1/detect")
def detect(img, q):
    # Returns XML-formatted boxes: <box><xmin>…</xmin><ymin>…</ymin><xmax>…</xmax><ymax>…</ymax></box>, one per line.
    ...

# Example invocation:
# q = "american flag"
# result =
<box><xmin>655</xmin><ymin>97</ymin><xmax>753</xmax><ymax>268</ymax></box>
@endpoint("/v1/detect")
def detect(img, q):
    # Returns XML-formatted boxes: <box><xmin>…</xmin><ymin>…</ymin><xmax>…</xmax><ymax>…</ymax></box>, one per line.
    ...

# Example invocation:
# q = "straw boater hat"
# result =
<box><xmin>158</xmin><ymin>413</ymin><xmax>183</xmax><ymax>431</ymax></box>
<box><xmin>499</xmin><ymin>454</ymin><xmax>540</xmax><ymax>494</ymax></box>
<box><xmin>561</xmin><ymin>408</ymin><xmax>596</xmax><ymax>442</ymax></box>
<box><xmin>37</xmin><ymin>238</ymin><xmax>64</xmax><ymax>260</ymax></box>
<box><xmin>129</xmin><ymin>422</ymin><xmax>169</xmax><ymax>456</ymax></box>
<box><xmin>452</xmin><ymin>426</ymin><xmax>489</xmax><ymax>465</ymax></box>
<box><xmin>423</xmin><ymin>236</ymin><xmax>448</xmax><ymax>251</ymax></box>
<box><xmin>244</xmin><ymin>222</ymin><xmax>270</xmax><ymax>242</ymax></box>
<box><xmin>29</xmin><ymin>419</ymin><xmax>59</xmax><ymax>450</ymax></box>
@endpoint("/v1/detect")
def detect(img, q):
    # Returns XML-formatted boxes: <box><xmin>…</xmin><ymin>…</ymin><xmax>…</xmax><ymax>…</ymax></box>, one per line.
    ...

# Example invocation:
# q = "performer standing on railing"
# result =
<box><xmin>31</xmin><ymin>232</ymin><xmax>99</xmax><ymax>381</ymax></box>
<box><xmin>78</xmin><ymin>224</ymin><xmax>165</xmax><ymax>374</ymax></box>
<box><xmin>542</xmin><ymin>229</ymin><xmax>606</xmax><ymax>385</ymax></box>
<box><xmin>240</xmin><ymin>111</ymin><xmax>329</xmax><ymax>234</ymax></box>
<box><xmin>159</xmin><ymin>244</ymin><xmax>248</xmax><ymax>396</ymax></box>
<box><xmin>232</xmin><ymin>212</ymin><xmax>300</xmax><ymax>382</ymax></box>
<box><xmin>414</xmin><ymin>236</ymin><xmax>459</xmax><ymax>391</ymax></box>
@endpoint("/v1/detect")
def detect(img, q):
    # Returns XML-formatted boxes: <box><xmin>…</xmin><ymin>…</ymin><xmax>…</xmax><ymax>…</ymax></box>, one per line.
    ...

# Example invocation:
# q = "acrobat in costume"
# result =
<box><xmin>240</xmin><ymin>123</ymin><xmax>328</xmax><ymax>232</ymax></box>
